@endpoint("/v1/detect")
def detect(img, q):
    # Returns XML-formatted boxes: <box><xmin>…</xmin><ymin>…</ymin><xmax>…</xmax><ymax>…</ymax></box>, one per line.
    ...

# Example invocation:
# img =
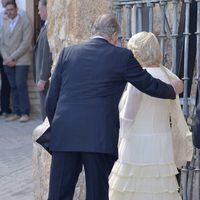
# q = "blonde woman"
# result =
<box><xmin>109</xmin><ymin>32</ymin><xmax>192</xmax><ymax>200</ymax></box>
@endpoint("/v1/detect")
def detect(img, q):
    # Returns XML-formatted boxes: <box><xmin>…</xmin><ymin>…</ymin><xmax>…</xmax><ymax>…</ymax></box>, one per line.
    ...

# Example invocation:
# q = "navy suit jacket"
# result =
<box><xmin>45</xmin><ymin>38</ymin><xmax>176</xmax><ymax>158</ymax></box>
<box><xmin>193</xmin><ymin>78</ymin><xmax>200</xmax><ymax>149</ymax></box>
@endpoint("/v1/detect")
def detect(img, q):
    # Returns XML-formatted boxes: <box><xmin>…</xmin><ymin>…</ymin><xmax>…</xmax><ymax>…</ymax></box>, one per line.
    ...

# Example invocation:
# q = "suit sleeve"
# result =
<box><xmin>124</xmin><ymin>51</ymin><xmax>176</xmax><ymax>99</ymax></box>
<box><xmin>39</xmin><ymin>31</ymin><xmax>52</xmax><ymax>82</ymax></box>
<box><xmin>45</xmin><ymin>49</ymin><xmax>64</xmax><ymax>124</ymax></box>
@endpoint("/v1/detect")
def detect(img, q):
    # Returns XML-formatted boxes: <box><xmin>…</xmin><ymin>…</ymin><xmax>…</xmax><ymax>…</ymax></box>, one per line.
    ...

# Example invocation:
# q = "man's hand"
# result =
<box><xmin>7</xmin><ymin>60</ymin><xmax>16</xmax><ymax>67</ymax></box>
<box><xmin>171</xmin><ymin>80</ymin><xmax>184</xmax><ymax>94</ymax></box>
<box><xmin>3</xmin><ymin>57</ymin><xmax>16</xmax><ymax>67</ymax></box>
<box><xmin>37</xmin><ymin>80</ymin><xmax>46</xmax><ymax>91</ymax></box>
<box><xmin>4</xmin><ymin>56</ymin><xmax>13</xmax><ymax>63</ymax></box>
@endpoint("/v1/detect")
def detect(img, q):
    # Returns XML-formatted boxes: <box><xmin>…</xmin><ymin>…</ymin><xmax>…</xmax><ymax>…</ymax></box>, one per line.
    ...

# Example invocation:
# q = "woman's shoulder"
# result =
<box><xmin>144</xmin><ymin>67</ymin><xmax>170</xmax><ymax>82</ymax></box>
<box><xmin>144</xmin><ymin>66</ymin><xmax>163</xmax><ymax>75</ymax></box>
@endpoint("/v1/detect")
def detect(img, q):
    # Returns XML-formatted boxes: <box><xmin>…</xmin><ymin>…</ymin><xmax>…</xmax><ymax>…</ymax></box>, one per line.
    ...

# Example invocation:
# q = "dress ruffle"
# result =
<box><xmin>109</xmin><ymin>174</ymin><xmax>179</xmax><ymax>193</ymax></box>
<box><xmin>111</xmin><ymin>161</ymin><xmax>179</xmax><ymax>178</ymax></box>
<box><xmin>109</xmin><ymin>189</ymin><xmax>182</xmax><ymax>200</ymax></box>
<box><xmin>118</xmin><ymin>135</ymin><xmax>175</xmax><ymax>165</ymax></box>
<box><xmin>109</xmin><ymin>162</ymin><xmax>181</xmax><ymax>199</ymax></box>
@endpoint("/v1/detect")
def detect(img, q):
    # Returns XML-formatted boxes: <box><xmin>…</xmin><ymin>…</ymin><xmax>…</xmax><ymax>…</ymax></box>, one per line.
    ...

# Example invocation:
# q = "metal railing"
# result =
<box><xmin>113</xmin><ymin>0</ymin><xmax>200</xmax><ymax>199</ymax></box>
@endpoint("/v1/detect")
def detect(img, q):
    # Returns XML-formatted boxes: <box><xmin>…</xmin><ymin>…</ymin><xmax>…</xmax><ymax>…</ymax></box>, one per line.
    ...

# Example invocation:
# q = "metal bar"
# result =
<box><xmin>131</xmin><ymin>5</ymin><xmax>137</xmax><ymax>34</ymax></box>
<box><xmin>114</xmin><ymin>0</ymin><xmax>167</xmax><ymax>5</ymax></box>
<box><xmin>182</xmin><ymin>0</ymin><xmax>191</xmax><ymax>119</ymax></box>
<box><xmin>181</xmin><ymin>166</ymin><xmax>188</xmax><ymax>200</ymax></box>
<box><xmin>159</xmin><ymin>0</ymin><xmax>167</xmax><ymax>65</ymax></box>
<box><xmin>196</xmin><ymin>0</ymin><xmax>200</xmax><ymax>78</ymax></box>
<box><xmin>194</xmin><ymin>3</ymin><xmax>200</xmax><ymax>200</ymax></box>
<box><xmin>147</xmin><ymin>1</ymin><xmax>154</xmax><ymax>32</ymax></box>
<box><xmin>136</xmin><ymin>3</ymin><xmax>143</xmax><ymax>32</ymax></box>
<box><xmin>194</xmin><ymin>148</ymin><xmax>200</xmax><ymax>200</ymax></box>
<box><xmin>187</xmin><ymin>156</ymin><xmax>195</xmax><ymax>200</ymax></box>
<box><xmin>114</xmin><ymin>3</ymin><xmax>123</xmax><ymax>47</ymax></box>
<box><xmin>171</xmin><ymin>0</ymin><xmax>178</xmax><ymax>74</ymax></box>
<box><xmin>125</xmin><ymin>4</ymin><xmax>132</xmax><ymax>41</ymax></box>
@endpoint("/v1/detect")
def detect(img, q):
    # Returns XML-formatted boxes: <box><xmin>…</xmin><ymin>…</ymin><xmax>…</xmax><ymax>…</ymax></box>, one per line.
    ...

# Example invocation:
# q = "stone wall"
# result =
<box><xmin>47</xmin><ymin>0</ymin><xmax>113</xmax><ymax>68</ymax></box>
<box><xmin>33</xmin><ymin>0</ymin><xmax>113</xmax><ymax>199</ymax></box>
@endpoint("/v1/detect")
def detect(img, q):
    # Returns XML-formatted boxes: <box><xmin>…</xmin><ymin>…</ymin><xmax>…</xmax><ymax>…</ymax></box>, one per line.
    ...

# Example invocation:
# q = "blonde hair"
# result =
<box><xmin>127</xmin><ymin>32</ymin><xmax>162</xmax><ymax>67</ymax></box>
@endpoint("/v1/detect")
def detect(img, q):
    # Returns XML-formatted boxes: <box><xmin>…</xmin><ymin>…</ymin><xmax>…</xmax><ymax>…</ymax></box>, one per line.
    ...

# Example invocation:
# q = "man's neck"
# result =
<box><xmin>10</xmin><ymin>14</ymin><xmax>18</xmax><ymax>21</ymax></box>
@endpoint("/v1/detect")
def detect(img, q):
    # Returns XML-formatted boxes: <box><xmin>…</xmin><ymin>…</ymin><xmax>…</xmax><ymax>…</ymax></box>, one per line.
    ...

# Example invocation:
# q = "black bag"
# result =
<box><xmin>36</xmin><ymin>127</ymin><xmax>52</xmax><ymax>154</ymax></box>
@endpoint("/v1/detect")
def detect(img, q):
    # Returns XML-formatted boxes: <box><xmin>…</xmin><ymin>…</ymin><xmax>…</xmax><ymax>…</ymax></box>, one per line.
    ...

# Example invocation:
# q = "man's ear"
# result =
<box><xmin>112</xmin><ymin>32</ymin><xmax>118</xmax><ymax>38</ymax></box>
<box><xmin>110</xmin><ymin>32</ymin><xmax>118</xmax><ymax>45</ymax></box>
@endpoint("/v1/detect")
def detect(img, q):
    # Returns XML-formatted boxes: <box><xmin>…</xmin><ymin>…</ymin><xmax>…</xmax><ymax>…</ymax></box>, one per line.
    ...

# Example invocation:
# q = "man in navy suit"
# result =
<box><xmin>46</xmin><ymin>14</ymin><xmax>183</xmax><ymax>200</ymax></box>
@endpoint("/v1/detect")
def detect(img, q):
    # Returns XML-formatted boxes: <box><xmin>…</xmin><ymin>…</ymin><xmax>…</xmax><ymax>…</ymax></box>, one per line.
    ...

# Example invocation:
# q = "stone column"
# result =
<box><xmin>32</xmin><ymin>0</ymin><xmax>112</xmax><ymax>199</ymax></box>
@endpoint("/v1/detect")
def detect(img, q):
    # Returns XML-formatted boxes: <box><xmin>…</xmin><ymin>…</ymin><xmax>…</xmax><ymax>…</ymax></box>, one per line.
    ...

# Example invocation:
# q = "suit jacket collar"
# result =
<box><xmin>36</xmin><ymin>24</ymin><xmax>47</xmax><ymax>44</ymax></box>
<box><xmin>89</xmin><ymin>37</ymin><xmax>111</xmax><ymax>45</ymax></box>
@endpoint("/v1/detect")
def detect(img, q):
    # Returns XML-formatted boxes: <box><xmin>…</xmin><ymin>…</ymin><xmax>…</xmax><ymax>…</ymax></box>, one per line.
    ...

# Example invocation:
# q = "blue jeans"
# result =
<box><xmin>4</xmin><ymin>65</ymin><xmax>30</xmax><ymax>115</ymax></box>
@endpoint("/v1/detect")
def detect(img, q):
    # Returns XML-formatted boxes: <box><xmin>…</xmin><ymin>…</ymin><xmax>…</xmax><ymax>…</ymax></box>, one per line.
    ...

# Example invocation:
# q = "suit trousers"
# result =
<box><xmin>0</xmin><ymin>56</ymin><xmax>11</xmax><ymax>113</ymax></box>
<box><xmin>4</xmin><ymin>65</ymin><xmax>30</xmax><ymax>115</ymax></box>
<box><xmin>48</xmin><ymin>151</ymin><xmax>115</xmax><ymax>200</ymax></box>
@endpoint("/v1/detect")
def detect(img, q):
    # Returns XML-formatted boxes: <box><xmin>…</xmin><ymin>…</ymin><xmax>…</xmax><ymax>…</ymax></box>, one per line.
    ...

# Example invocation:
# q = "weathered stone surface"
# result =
<box><xmin>47</xmin><ymin>0</ymin><xmax>113</xmax><ymax>67</ymax></box>
<box><xmin>32</xmin><ymin>119</ymin><xmax>51</xmax><ymax>200</ymax></box>
<box><xmin>33</xmin><ymin>0</ymin><xmax>112</xmax><ymax>199</ymax></box>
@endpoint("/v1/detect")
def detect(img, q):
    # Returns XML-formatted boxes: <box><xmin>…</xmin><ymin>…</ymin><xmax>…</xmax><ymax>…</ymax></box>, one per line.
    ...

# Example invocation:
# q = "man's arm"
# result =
<box><xmin>39</xmin><ymin>31</ymin><xmax>52</xmax><ymax>82</ymax></box>
<box><xmin>124</xmin><ymin>51</ymin><xmax>182</xmax><ymax>99</ymax></box>
<box><xmin>37</xmin><ymin>29</ymin><xmax>52</xmax><ymax>91</ymax></box>
<box><xmin>45</xmin><ymin>49</ymin><xmax>64</xmax><ymax>124</ymax></box>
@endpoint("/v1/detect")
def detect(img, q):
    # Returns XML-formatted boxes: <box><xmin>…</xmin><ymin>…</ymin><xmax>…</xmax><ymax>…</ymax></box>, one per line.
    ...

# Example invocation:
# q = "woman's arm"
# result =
<box><xmin>119</xmin><ymin>83</ymin><xmax>142</xmax><ymax>137</ymax></box>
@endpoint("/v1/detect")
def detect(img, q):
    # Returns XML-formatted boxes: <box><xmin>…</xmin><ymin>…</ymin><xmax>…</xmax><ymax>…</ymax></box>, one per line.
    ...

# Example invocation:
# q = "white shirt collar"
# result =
<box><xmin>92</xmin><ymin>35</ymin><xmax>106</xmax><ymax>39</ymax></box>
<box><xmin>44</xmin><ymin>20</ymin><xmax>48</xmax><ymax>26</ymax></box>
<box><xmin>9</xmin><ymin>14</ymin><xmax>19</xmax><ymax>24</ymax></box>
<box><xmin>9</xmin><ymin>14</ymin><xmax>19</xmax><ymax>32</ymax></box>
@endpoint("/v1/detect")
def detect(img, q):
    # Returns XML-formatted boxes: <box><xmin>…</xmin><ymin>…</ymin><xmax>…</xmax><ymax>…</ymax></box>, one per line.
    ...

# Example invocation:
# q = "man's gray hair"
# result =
<box><xmin>39</xmin><ymin>0</ymin><xmax>47</xmax><ymax>6</ymax></box>
<box><xmin>92</xmin><ymin>14</ymin><xmax>120</xmax><ymax>38</ymax></box>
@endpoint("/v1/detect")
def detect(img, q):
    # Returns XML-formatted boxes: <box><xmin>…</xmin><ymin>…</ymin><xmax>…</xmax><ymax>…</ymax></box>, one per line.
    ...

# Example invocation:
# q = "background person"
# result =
<box><xmin>33</xmin><ymin>0</ymin><xmax>52</xmax><ymax>120</ymax></box>
<box><xmin>1</xmin><ymin>1</ymin><xmax>32</xmax><ymax>122</ymax></box>
<box><xmin>0</xmin><ymin>0</ymin><xmax>29</xmax><ymax>117</ymax></box>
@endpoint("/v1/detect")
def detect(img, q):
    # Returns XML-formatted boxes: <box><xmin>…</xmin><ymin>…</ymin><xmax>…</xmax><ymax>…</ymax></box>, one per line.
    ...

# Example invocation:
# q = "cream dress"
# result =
<box><xmin>109</xmin><ymin>66</ymin><xmax>192</xmax><ymax>200</ymax></box>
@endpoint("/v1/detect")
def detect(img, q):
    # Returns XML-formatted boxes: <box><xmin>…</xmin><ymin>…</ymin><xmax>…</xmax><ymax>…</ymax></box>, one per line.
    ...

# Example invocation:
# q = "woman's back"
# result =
<box><xmin>133</xmin><ymin>67</ymin><xmax>171</xmax><ymax>134</ymax></box>
<box><xmin>119</xmin><ymin>67</ymin><xmax>175</xmax><ymax>165</ymax></box>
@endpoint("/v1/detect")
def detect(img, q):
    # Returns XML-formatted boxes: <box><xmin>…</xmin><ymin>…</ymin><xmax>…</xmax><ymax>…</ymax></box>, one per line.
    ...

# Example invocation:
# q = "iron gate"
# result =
<box><xmin>113</xmin><ymin>0</ymin><xmax>200</xmax><ymax>200</ymax></box>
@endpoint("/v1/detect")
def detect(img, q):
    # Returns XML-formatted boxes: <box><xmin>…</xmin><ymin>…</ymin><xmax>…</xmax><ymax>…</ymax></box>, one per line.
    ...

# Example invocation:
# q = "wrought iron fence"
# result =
<box><xmin>113</xmin><ymin>0</ymin><xmax>200</xmax><ymax>199</ymax></box>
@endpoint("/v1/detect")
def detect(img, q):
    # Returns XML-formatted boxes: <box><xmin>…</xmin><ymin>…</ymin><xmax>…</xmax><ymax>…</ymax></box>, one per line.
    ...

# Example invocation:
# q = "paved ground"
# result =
<box><xmin>0</xmin><ymin>115</ymin><xmax>42</xmax><ymax>200</ymax></box>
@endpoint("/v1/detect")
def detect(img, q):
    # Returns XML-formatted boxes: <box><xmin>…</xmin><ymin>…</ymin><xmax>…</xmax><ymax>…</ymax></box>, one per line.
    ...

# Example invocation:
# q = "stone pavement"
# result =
<box><xmin>0</xmin><ymin>115</ymin><xmax>42</xmax><ymax>200</ymax></box>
